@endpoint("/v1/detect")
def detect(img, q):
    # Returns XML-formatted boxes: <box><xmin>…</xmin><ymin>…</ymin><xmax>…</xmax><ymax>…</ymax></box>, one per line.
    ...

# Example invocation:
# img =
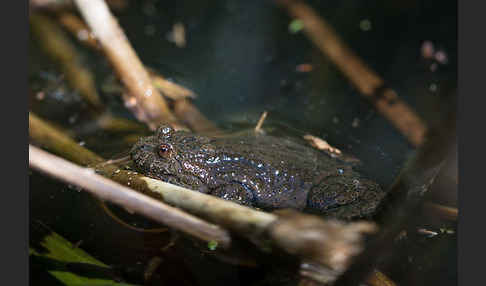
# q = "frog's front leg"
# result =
<box><xmin>209</xmin><ymin>182</ymin><xmax>254</xmax><ymax>207</ymax></box>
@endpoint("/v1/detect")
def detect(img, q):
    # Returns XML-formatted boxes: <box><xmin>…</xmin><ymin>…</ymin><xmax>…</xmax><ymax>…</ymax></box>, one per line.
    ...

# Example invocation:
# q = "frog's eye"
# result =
<box><xmin>157</xmin><ymin>143</ymin><xmax>173</xmax><ymax>158</ymax></box>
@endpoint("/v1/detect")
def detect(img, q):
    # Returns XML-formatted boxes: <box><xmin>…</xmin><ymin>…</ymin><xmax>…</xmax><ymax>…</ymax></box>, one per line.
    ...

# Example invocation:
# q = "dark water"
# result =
<box><xmin>29</xmin><ymin>0</ymin><xmax>457</xmax><ymax>285</ymax></box>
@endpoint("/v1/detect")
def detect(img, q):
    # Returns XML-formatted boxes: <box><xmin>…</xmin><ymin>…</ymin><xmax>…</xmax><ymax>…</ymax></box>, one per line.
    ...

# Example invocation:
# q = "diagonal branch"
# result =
<box><xmin>277</xmin><ymin>0</ymin><xmax>427</xmax><ymax>147</ymax></box>
<box><xmin>73</xmin><ymin>0</ymin><xmax>176</xmax><ymax>129</ymax></box>
<box><xmin>30</xmin><ymin>144</ymin><xmax>231</xmax><ymax>247</ymax></box>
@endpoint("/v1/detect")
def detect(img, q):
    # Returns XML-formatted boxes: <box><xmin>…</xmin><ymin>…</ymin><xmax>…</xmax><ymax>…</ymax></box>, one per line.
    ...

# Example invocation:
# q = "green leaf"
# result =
<box><xmin>30</xmin><ymin>222</ymin><xmax>139</xmax><ymax>286</ymax></box>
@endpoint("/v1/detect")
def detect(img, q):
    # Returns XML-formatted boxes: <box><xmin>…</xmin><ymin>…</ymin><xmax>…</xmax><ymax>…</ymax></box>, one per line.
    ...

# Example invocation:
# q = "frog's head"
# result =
<box><xmin>130</xmin><ymin>125</ymin><xmax>213</xmax><ymax>182</ymax></box>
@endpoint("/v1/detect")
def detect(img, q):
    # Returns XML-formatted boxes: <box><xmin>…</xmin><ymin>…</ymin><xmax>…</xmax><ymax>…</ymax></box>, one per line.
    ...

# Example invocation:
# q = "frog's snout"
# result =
<box><xmin>138</xmin><ymin>144</ymin><xmax>154</xmax><ymax>152</ymax></box>
<box><xmin>130</xmin><ymin>142</ymin><xmax>155</xmax><ymax>159</ymax></box>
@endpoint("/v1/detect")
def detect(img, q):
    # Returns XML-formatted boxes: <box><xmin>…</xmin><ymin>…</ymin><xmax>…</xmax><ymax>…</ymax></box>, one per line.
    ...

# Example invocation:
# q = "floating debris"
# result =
<box><xmin>359</xmin><ymin>19</ymin><xmax>372</xmax><ymax>31</ymax></box>
<box><xmin>207</xmin><ymin>240</ymin><xmax>218</xmax><ymax>251</ymax></box>
<box><xmin>303</xmin><ymin>134</ymin><xmax>342</xmax><ymax>155</ymax></box>
<box><xmin>421</xmin><ymin>41</ymin><xmax>435</xmax><ymax>59</ymax></box>
<box><xmin>417</xmin><ymin>228</ymin><xmax>438</xmax><ymax>238</ymax></box>
<box><xmin>36</xmin><ymin>92</ymin><xmax>45</xmax><ymax>100</ymax></box>
<box><xmin>254</xmin><ymin>111</ymin><xmax>268</xmax><ymax>134</ymax></box>
<box><xmin>289</xmin><ymin>19</ymin><xmax>304</xmax><ymax>34</ymax></box>
<box><xmin>296</xmin><ymin>63</ymin><xmax>313</xmax><ymax>72</ymax></box>
<box><xmin>144</xmin><ymin>25</ymin><xmax>156</xmax><ymax>36</ymax></box>
<box><xmin>167</xmin><ymin>22</ymin><xmax>186</xmax><ymax>48</ymax></box>
<box><xmin>435</xmin><ymin>50</ymin><xmax>448</xmax><ymax>64</ymax></box>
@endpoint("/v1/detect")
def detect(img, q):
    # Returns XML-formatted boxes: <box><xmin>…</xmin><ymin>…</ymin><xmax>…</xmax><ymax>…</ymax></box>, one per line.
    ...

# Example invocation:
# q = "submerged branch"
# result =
<box><xmin>73</xmin><ymin>0</ymin><xmax>176</xmax><ymax>129</ymax></box>
<box><xmin>30</xmin><ymin>145</ymin><xmax>231</xmax><ymax>247</ymax></box>
<box><xmin>172</xmin><ymin>99</ymin><xmax>222</xmax><ymax>135</ymax></box>
<box><xmin>29</xmin><ymin>112</ymin><xmax>104</xmax><ymax>166</ymax></box>
<box><xmin>30</xmin><ymin>13</ymin><xmax>103</xmax><ymax>111</ymax></box>
<box><xmin>366</xmin><ymin>269</ymin><xmax>398</xmax><ymax>286</ymax></box>
<box><xmin>278</xmin><ymin>0</ymin><xmax>427</xmax><ymax>147</ymax></box>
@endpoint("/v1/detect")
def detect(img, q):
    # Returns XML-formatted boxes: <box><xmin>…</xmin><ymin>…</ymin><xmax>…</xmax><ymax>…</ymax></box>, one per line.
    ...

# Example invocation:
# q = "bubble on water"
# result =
<box><xmin>359</xmin><ymin>19</ymin><xmax>372</xmax><ymax>31</ymax></box>
<box><xmin>77</xmin><ymin>29</ymin><xmax>89</xmax><ymax>41</ymax></box>
<box><xmin>126</xmin><ymin>97</ymin><xmax>137</xmax><ymax>107</ymax></box>
<box><xmin>144</xmin><ymin>25</ymin><xmax>156</xmax><ymax>36</ymax></box>
<box><xmin>142</xmin><ymin>2</ymin><xmax>156</xmax><ymax>16</ymax></box>
<box><xmin>435</xmin><ymin>50</ymin><xmax>448</xmax><ymax>64</ymax></box>
<box><xmin>430</xmin><ymin>63</ymin><xmax>438</xmax><ymax>72</ymax></box>
<box><xmin>68</xmin><ymin>114</ymin><xmax>78</xmax><ymax>124</ymax></box>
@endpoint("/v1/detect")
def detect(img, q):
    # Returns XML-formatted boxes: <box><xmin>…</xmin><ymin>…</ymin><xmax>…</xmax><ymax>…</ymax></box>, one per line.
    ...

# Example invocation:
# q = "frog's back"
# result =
<box><xmin>202</xmin><ymin>134</ymin><xmax>370</xmax><ymax>212</ymax></box>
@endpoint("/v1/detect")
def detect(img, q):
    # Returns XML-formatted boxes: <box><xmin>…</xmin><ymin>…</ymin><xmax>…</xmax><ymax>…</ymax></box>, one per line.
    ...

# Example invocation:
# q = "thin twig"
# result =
<box><xmin>366</xmin><ymin>269</ymin><xmax>397</xmax><ymax>286</ymax></box>
<box><xmin>254</xmin><ymin>111</ymin><xmax>268</xmax><ymax>133</ymax></box>
<box><xmin>73</xmin><ymin>0</ymin><xmax>176</xmax><ymax>130</ymax></box>
<box><xmin>148</xmin><ymin>69</ymin><xmax>196</xmax><ymax>100</ymax></box>
<box><xmin>424</xmin><ymin>202</ymin><xmax>458</xmax><ymax>221</ymax></box>
<box><xmin>57</xmin><ymin>11</ymin><xmax>99</xmax><ymax>49</ymax></box>
<box><xmin>144</xmin><ymin>256</ymin><xmax>163</xmax><ymax>282</ymax></box>
<box><xmin>95</xmin><ymin>114</ymin><xmax>146</xmax><ymax>133</ymax></box>
<box><xmin>417</xmin><ymin>228</ymin><xmax>438</xmax><ymax>237</ymax></box>
<box><xmin>303</xmin><ymin>134</ymin><xmax>342</xmax><ymax>156</ymax></box>
<box><xmin>30</xmin><ymin>112</ymin><xmax>104</xmax><ymax>166</ymax></box>
<box><xmin>30</xmin><ymin>144</ymin><xmax>231</xmax><ymax>247</ymax></box>
<box><xmin>277</xmin><ymin>0</ymin><xmax>427</xmax><ymax>147</ymax></box>
<box><xmin>172</xmin><ymin>99</ymin><xmax>222</xmax><ymax>135</ymax></box>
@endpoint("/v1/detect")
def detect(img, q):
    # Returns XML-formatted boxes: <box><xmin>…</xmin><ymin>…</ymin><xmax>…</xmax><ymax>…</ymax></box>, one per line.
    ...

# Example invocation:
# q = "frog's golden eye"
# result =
<box><xmin>158</xmin><ymin>143</ymin><xmax>173</xmax><ymax>158</ymax></box>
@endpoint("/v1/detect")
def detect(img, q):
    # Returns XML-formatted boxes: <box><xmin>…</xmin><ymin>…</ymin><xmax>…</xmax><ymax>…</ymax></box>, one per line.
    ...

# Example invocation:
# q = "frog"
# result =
<box><xmin>130</xmin><ymin>125</ymin><xmax>385</xmax><ymax>219</ymax></box>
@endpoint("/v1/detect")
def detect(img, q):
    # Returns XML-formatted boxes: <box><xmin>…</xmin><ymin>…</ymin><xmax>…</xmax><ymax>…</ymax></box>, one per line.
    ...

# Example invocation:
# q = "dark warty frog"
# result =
<box><xmin>130</xmin><ymin>125</ymin><xmax>385</xmax><ymax>220</ymax></box>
